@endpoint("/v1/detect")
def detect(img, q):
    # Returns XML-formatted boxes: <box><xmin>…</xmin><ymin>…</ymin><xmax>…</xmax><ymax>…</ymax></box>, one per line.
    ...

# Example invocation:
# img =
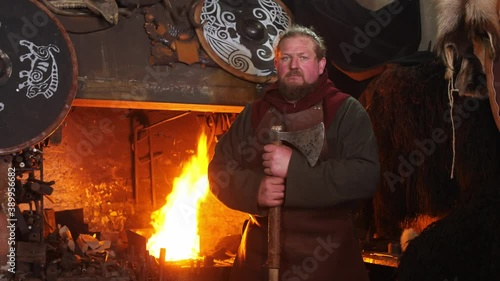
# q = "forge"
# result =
<box><xmin>126</xmin><ymin>228</ymin><xmax>233</xmax><ymax>281</ymax></box>
<box><xmin>0</xmin><ymin>107</ymin><xmax>248</xmax><ymax>281</ymax></box>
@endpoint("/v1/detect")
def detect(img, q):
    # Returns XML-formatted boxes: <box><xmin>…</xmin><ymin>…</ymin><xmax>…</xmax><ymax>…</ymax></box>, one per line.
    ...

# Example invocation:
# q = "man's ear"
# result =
<box><xmin>274</xmin><ymin>52</ymin><xmax>280</xmax><ymax>69</ymax></box>
<box><xmin>319</xmin><ymin>57</ymin><xmax>327</xmax><ymax>74</ymax></box>
<box><xmin>274</xmin><ymin>47</ymin><xmax>281</xmax><ymax>69</ymax></box>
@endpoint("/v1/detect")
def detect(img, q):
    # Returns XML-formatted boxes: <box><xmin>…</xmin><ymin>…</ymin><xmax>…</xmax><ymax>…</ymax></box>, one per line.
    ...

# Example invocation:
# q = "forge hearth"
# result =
<box><xmin>126</xmin><ymin>229</ymin><xmax>233</xmax><ymax>281</ymax></box>
<box><xmin>0</xmin><ymin>107</ymin><xmax>248</xmax><ymax>281</ymax></box>
<box><xmin>40</xmin><ymin>108</ymin><xmax>247</xmax><ymax>244</ymax></box>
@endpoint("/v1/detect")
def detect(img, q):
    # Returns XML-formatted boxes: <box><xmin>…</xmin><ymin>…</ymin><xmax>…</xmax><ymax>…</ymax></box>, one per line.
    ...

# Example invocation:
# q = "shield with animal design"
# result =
<box><xmin>0</xmin><ymin>0</ymin><xmax>78</xmax><ymax>155</ymax></box>
<box><xmin>194</xmin><ymin>0</ymin><xmax>293</xmax><ymax>83</ymax></box>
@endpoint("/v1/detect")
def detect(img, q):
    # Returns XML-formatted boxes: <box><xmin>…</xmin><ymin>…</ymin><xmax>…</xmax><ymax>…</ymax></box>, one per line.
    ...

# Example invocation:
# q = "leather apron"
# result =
<box><xmin>229</xmin><ymin>104</ymin><xmax>369</xmax><ymax>281</ymax></box>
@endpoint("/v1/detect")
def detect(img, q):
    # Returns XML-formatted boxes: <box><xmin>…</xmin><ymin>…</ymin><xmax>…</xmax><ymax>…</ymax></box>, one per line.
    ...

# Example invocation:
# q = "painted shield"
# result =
<box><xmin>194</xmin><ymin>0</ymin><xmax>293</xmax><ymax>83</ymax></box>
<box><xmin>0</xmin><ymin>0</ymin><xmax>78</xmax><ymax>154</ymax></box>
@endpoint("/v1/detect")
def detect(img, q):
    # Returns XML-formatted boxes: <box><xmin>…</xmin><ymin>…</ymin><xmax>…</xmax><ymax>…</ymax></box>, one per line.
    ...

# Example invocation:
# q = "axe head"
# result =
<box><xmin>272</xmin><ymin>122</ymin><xmax>325</xmax><ymax>167</ymax></box>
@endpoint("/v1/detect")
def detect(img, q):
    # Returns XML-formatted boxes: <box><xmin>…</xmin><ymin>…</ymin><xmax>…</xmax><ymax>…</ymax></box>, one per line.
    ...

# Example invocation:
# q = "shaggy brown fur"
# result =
<box><xmin>360</xmin><ymin>60</ymin><xmax>500</xmax><ymax>238</ymax></box>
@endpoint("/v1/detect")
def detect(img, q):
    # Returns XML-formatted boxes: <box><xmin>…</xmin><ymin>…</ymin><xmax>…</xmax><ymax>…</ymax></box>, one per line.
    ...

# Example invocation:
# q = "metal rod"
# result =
<box><xmin>159</xmin><ymin>248</ymin><xmax>166</xmax><ymax>281</ymax></box>
<box><xmin>140</xmin><ymin>111</ymin><xmax>191</xmax><ymax>131</ymax></box>
<box><xmin>148</xmin><ymin>131</ymin><xmax>156</xmax><ymax>208</ymax></box>
<box><xmin>133</xmin><ymin>125</ymin><xmax>142</xmax><ymax>205</ymax></box>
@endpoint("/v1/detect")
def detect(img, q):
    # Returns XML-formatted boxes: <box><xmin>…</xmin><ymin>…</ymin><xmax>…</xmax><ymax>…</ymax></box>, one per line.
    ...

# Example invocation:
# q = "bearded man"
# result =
<box><xmin>208</xmin><ymin>25</ymin><xmax>380</xmax><ymax>281</ymax></box>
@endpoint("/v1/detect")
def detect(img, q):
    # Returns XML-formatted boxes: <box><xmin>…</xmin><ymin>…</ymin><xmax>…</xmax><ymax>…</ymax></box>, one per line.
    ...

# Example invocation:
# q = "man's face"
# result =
<box><xmin>274</xmin><ymin>36</ymin><xmax>326</xmax><ymax>102</ymax></box>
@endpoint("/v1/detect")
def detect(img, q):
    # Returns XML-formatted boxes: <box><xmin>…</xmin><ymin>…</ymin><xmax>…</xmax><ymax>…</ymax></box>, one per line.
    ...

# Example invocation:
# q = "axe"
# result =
<box><xmin>266</xmin><ymin>122</ymin><xmax>325</xmax><ymax>281</ymax></box>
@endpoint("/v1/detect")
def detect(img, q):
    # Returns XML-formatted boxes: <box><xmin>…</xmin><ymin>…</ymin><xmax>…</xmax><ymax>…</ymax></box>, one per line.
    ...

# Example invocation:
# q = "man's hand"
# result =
<box><xmin>262</xmin><ymin>144</ymin><xmax>292</xmax><ymax>178</ymax></box>
<box><xmin>257</xmin><ymin>176</ymin><xmax>285</xmax><ymax>207</ymax></box>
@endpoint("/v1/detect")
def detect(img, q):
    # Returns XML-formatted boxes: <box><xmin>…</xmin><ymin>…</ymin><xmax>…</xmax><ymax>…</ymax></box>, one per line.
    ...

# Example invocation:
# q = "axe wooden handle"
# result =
<box><xmin>268</xmin><ymin>206</ymin><xmax>281</xmax><ymax>281</ymax></box>
<box><xmin>268</xmin><ymin>125</ymin><xmax>283</xmax><ymax>281</ymax></box>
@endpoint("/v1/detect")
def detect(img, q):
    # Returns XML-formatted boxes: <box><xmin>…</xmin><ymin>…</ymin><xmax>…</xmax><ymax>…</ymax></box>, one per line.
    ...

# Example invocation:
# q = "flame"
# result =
<box><xmin>146</xmin><ymin>131</ymin><xmax>210</xmax><ymax>261</ymax></box>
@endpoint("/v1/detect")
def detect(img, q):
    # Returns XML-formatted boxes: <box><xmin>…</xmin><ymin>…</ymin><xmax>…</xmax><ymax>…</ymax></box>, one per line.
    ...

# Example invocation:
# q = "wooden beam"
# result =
<box><xmin>72</xmin><ymin>98</ymin><xmax>245</xmax><ymax>113</ymax></box>
<box><xmin>73</xmin><ymin>76</ymin><xmax>257</xmax><ymax>113</ymax></box>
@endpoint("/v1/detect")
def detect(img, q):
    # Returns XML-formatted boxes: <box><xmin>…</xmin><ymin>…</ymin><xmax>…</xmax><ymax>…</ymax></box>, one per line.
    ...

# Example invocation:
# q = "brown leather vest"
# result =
<box><xmin>229</xmin><ymin>104</ymin><xmax>369</xmax><ymax>281</ymax></box>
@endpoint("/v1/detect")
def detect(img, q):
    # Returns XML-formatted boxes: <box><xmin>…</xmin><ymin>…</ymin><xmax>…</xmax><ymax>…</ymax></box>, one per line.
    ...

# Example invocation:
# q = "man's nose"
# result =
<box><xmin>289</xmin><ymin>57</ymin><xmax>299</xmax><ymax>69</ymax></box>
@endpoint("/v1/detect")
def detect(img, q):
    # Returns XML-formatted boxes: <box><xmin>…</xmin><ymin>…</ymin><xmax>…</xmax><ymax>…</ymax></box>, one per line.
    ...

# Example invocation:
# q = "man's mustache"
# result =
<box><xmin>286</xmin><ymin>70</ymin><xmax>303</xmax><ymax>77</ymax></box>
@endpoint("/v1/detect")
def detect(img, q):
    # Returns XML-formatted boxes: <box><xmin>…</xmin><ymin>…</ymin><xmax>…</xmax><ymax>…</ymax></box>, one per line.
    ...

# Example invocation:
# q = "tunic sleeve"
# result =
<box><xmin>208</xmin><ymin>103</ymin><xmax>265</xmax><ymax>215</ymax></box>
<box><xmin>284</xmin><ymin>97</ymin><xmax>380</xmax><ymax>208</ymax></box>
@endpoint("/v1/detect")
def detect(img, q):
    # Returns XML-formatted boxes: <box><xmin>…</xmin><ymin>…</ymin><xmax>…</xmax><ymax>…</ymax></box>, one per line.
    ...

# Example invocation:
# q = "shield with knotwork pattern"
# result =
<box><xmin>194</xmin><ymin>0</ymin><xmax>293</xmax><ymax>83</ymax></box>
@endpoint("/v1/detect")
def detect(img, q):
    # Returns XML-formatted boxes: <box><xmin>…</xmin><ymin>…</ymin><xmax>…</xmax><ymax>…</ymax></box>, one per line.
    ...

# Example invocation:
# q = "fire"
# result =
<box><xmin>146</xmin><ymin>131</ymin><xmax>210</xmax><ymax>261</ymax></box>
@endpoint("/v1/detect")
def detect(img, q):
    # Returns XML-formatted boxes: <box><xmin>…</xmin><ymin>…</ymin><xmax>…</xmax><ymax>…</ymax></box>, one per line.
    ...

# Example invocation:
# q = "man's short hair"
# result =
<box><xmin>274</xmin><ymin>25</ymin><xmax>327</xmax><ymax>60</ymax></box>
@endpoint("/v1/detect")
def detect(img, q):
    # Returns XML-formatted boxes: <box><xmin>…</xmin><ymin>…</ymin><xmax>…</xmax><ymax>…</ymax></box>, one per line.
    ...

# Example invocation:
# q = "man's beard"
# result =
<box><xmin>278</xmin><ymin>77</ymin><xmax>318</xmax><ymax>102</ymax></box>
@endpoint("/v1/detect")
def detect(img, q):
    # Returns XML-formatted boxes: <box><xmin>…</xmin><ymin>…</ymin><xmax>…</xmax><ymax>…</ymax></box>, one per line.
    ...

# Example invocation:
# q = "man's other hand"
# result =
<box><xmin>262</xmin><ymin>144</ymin><xmax>292</xmax><ymax>178</ymax></box>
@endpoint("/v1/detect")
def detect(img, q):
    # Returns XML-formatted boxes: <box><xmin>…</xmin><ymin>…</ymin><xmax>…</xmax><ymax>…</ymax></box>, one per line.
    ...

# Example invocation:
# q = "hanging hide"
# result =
<box><xmin>434</xmin><ymin>0</ymin><xmax>500</xmax><ymax>131</ymax></box>
<box><xmin>360</xmin><ymin>59</ymin><xmax>500</xmax><ymax>238</ymax></box>
<box><xmin>357</xmin><ymin>0</ymin><xmax>500</xmax><ymax>238</ymax></box>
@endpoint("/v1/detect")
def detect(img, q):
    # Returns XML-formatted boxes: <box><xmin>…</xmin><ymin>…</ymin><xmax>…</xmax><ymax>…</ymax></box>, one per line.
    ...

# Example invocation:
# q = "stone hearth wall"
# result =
<box><xmin>42</xmin><ymin>107</ymin><xmax>247</xmax><ymax>255</ymax></box>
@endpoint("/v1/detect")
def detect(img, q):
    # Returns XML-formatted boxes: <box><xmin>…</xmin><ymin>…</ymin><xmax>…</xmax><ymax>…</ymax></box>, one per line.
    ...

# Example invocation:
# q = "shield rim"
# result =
<box><xmin>0</xmin><ymin>0</ymin><xmax>79</xmax><ymax>155</ymax></box>
<box><xmin>194</xmin><ymin>0</ymin><xmax>293</xmax><ymax>84</ymax></box>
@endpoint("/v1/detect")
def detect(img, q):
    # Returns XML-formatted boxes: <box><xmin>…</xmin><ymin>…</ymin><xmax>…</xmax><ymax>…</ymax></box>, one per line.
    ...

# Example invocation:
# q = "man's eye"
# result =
<box><xmin>281</xmin><ymin>57</ymin><xmax>290</xmax><ymax>61</ymax></box>
<box><xmin>300</xmin><ymin>56</ymin><xmax>308</xmax><ymax>60</ymax></box>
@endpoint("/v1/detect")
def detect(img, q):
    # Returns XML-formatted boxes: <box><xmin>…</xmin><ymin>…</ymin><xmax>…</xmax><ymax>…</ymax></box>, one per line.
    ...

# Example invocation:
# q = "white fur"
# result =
<box><xmin>434</xmin><ymin>0</ymin><xmax>467</xmax><ymax>77</ymax></box>
<box><xmin>465</xmin><ymin>0</ymin><xmax>500</xmax><ymax>59</ymax></box>
<box><xmin>434</xmin><ymin>0</ymin><xmax>465</xmax><ymax>39</ymax></box>
<box><xmin>465</xmin><ymin>0</ymin><xmax>500</xmax><ymax>30</ymax></box>
<box><xmin>400</xmin><ymin>228</ymin><xmax>419</xmax><ymax>252</ymax></box>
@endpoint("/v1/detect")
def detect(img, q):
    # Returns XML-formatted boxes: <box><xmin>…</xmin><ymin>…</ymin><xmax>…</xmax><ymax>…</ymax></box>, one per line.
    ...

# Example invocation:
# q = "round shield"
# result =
<box><xmin>0</xmin><ymin>0</ymin><xmax>78</xmax><ymax>155</ymax></box>
<box><xmin>194</xmin><ymin>0</ymin><xmax>293</xmax><ymax>83</ymax></box>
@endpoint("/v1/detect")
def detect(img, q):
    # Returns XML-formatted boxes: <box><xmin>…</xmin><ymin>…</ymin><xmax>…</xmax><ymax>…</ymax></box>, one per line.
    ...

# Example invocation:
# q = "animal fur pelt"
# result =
<box><xmin>434</xmin><ymin>0</ymin><xmax>500</xmax><ymax>98</ymax></box>
<box><xmin>435</xmin><ymin>0</ymin><xmax>500</xmax><ymax>55</ymax></box>
<box><xmin>397</xmin><ymin>175</ymin><xmax>500</xmax><ymax>281</ymax></box>
<box><xmin>435</xmin><ymin>0</ymin><xmax>500</xmax><ymax>79</ymax></box>
<box><xmin>360</xmin><ymin>59</ymin><xmax>500</xmax><ymax>238</ymax></box>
